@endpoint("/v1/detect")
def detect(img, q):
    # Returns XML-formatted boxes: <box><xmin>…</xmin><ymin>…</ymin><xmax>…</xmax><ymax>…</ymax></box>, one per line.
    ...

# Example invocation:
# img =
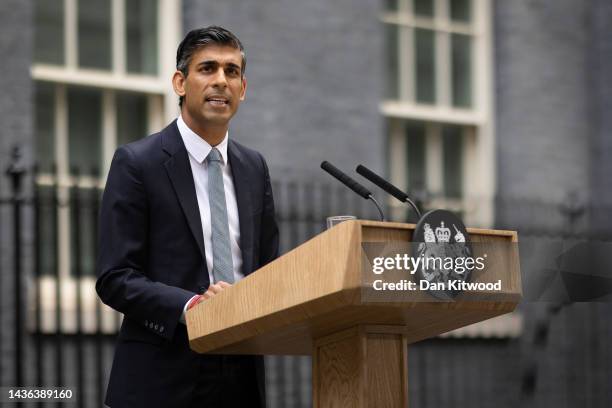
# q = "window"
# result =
<box><xmin>78</xmin><ymin>0</ymin><xmax>112</xmax><ymax>69</ymax></box>
<box><xmin>32</xmin><ymin>0</ymin><xmax>180</xmax><ymax>333</ymax></box>
<box><xmin>383</xmin><ymin>0</ymin><xmax>474</xmax><ymax>107</ymax></box>
<box><xmin>382</xmin><ymin>0</ymin><xmax>494</xmax><ymax>227</ymax></box>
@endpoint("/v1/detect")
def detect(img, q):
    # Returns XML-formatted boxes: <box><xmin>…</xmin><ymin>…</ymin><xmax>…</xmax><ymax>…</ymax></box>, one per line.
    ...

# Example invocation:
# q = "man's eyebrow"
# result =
<box><xmin>226</xmin><ymin>62</ymin><xmax>241</xmax><ymax>70</ymax></box>
<box><xmin>196</xmin><ymin>60</ymin><xmax>218</xmax><ymax>67</ymax></box>
<box><xmin>195</xmin><ymin>60</ymin><xmax>241</xmax><ymax>70</ymax></box>
<box><xmin>197</xmin><ymin>59</ymin><xmax>240</xmax><ymax>68</ymax></box>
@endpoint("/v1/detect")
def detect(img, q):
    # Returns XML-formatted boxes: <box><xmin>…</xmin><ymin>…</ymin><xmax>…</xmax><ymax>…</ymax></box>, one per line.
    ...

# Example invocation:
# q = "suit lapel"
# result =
<box><xmin>161</xmin><ymin>121</ymin><xmax>206</xmax><ymax>261</ymax></box>
<box><xmin>228</xmin><ymin>140</ymin><xmax>254</xmax><ymax>276</ymax></box>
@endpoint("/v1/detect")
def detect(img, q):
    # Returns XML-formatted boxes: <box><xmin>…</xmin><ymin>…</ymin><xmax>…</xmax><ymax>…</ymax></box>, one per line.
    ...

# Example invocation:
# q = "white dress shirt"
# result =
<box><xmin>177</xmin><ymin>115</ymin><xmax>245</xmax><ymax>322</ymax></box>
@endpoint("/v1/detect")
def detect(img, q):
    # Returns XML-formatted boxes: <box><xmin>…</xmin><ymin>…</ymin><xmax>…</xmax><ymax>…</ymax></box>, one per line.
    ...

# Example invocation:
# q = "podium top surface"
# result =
<box><xmin>186</xmin><ymin>220</ymin><xmax>521</xmax><ymax>354</ymax></box>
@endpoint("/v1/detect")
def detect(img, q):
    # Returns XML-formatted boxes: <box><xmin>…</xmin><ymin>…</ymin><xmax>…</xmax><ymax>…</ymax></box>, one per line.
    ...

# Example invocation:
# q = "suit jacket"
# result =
<box><xmin>96</xmin><ymin>120</ymin><xmax>279</xmax><ymax>407</ymax></box>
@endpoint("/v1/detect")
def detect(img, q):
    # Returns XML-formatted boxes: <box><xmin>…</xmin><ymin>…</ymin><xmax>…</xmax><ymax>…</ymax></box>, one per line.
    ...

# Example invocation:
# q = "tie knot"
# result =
<box><xmin>206</xmin><ymin>148</ymin><xmax>222</xmax><ymax>164</ymax></box>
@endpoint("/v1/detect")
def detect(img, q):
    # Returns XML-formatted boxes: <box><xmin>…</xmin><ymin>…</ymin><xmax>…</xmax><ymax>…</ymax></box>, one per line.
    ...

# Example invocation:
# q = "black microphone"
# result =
<box><xmin>321</xmin><ymin>161</ymin><xmax>370</xmax><ymax>198</ymax></box>
<box><xmin>320</xmin><ymin>161</ymin><xmax>385</xmax><ymax>221</ymax></box>
<box><xmin>356</xmin><ymin>164</ymin><xmax>421</xmax><ymax>219</ymax></box>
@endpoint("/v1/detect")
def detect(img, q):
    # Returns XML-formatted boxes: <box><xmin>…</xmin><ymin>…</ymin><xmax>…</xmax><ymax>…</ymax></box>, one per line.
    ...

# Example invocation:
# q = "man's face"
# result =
<box><xmin>174</xmin><ymin>45</ymin><xmax>246</xmax><ymax>128</ymax></box>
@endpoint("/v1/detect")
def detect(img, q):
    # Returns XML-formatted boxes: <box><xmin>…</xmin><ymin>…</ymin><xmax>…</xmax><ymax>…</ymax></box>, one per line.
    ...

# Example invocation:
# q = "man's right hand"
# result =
<box><xmin>188</xmin><ymin>281</ymin><xmax>232</xmax><ymax>309</ymax></box>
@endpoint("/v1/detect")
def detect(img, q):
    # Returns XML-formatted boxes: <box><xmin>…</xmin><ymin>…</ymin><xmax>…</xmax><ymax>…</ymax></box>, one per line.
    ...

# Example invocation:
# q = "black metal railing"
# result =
<box><xmin>2</xmin><ymin>152</ymin><xmax>612</xmax><ymax>407</ymax></box>
<box><xmin>0</xmin><ymin>156</ymin><xmax>384</xmax><ymax>407</ymax></box>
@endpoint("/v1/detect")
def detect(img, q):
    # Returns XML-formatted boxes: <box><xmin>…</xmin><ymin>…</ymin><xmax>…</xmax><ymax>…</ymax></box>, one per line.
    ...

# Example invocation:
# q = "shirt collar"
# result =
<box><xmin>177</xmin><ymin>115</ymin><xmax>229</xmax><ymax>165</ymax></box>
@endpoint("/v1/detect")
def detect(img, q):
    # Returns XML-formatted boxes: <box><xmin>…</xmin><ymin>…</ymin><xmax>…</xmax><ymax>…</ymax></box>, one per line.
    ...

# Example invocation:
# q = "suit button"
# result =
<box><xmin>154</xmin><ymin>324</ymin><xmax>159</xmax><ymax>330</ymax></box>
<box><xmin>160</xmin><ymin>326</ymin><xmax>165</xmax><ymax>333</ymax></box>
<box><xmin>149</xmin><ymin>322</ymin><xmax>154</xmax><ymax>329</ymax></box>
<box><xmin>198</xmin><ymin>285</ymin><xmax>207</xmax><ymax>293</ymax></box>
<box><xmin>144</xmin><ymin>320</ymin><xmax>149</xmax><ymax>326</ymax></box>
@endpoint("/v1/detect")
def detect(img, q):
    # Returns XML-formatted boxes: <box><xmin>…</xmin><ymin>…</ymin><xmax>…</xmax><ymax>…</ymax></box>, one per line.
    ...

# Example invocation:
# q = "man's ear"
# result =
<box><xmin>240</xmin><ymin>76</ymin><xmax>247</xmax><ymax>101</ymax></box>
<box><xmin>172</xmin><ymin>70</ymin><xmax>186</xmax><ymax>99</ymax></box>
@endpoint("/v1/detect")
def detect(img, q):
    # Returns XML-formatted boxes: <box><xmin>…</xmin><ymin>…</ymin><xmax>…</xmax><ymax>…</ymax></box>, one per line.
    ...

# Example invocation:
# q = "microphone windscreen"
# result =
<box><xmin>356</xmin><ymin>164</ymin><xmax>408</xmax><ymax>202</ymax></box>
<box><xmin>321</xmin><ymin>161</ymin><xmax>371</xmax><ymax>199</ymax></box>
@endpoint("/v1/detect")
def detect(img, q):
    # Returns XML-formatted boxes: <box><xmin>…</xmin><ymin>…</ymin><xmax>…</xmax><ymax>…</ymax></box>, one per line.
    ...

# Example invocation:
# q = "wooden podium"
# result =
<box><xmin>186</xmin><ymin>220</ymin><xmax>521</xmax><ymax>407</ymax></box>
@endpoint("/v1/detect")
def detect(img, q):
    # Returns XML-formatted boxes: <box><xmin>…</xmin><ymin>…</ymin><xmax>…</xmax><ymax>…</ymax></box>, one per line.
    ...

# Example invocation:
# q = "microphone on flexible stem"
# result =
<box><xmin>355</xmin><ymin>164</ymin><xmax>421</xmax><ymax>219</ymax></box>
<box><xmin>320</xmin><ymin>161</ymin><xmax>385</xmax><ymax>221</ymax></box>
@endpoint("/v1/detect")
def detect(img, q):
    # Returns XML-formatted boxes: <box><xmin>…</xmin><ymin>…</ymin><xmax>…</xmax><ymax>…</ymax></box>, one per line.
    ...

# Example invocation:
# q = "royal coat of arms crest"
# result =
<box><xmin>412</xmin><ymin>209</ymin><xmax>473</xmax><ymax>299</ymax></box>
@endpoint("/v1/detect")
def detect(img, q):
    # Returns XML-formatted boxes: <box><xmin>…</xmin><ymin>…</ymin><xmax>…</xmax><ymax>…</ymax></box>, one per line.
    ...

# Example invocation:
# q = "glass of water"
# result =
<box><xmin>326</xmin><ymin>215</ymin><xmax>357</xmax><ymax>229</ymax></box>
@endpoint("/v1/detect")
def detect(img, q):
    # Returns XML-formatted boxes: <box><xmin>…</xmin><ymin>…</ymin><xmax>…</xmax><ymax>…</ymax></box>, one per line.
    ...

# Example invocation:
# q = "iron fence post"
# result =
<box><xmin>5</xmin><ymin>145</ymin><xmax>26</xmax><ymax>386</ymax></box>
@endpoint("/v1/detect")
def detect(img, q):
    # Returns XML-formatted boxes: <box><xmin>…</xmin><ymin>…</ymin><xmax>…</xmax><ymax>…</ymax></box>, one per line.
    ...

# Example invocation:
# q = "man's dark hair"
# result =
<box><xmin>176</xmin><ymin>26</ymin><xmax>246</xmax><ymax>108</ymax></box>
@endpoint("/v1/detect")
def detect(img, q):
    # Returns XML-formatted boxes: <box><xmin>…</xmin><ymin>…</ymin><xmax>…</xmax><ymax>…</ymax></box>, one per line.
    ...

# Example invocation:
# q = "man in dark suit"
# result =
<box><xmin>96</xmin><ymin>26</ymin><xmax>279</xmax><ymax>408</ymax></box>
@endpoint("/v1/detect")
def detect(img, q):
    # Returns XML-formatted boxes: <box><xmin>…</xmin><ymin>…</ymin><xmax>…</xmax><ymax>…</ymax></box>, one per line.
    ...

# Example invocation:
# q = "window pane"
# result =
<box><xmin>384</xmin><ymin>0</ymin><xmax>399</xmax><ymax>12</ymax></box>
<box><xmin>451</xmin><ymin>34</ymin><xmax>472</xmax><ymax>108</ymax></box>
<box><xmin>68</xmin><ymin>87</ymin><xmax>102</xmax><ymax>174</ymax></box>
<box><xmin>414</xmin><ymin>0</ymin><xmax>434</xmax><ymax>17</ymax></box>
<box><xmin>117</xmin><ymin>92</ymin><xmax>148</xmax><ymax>146</ymax></box>
<box><xmin>126</xmin><ymin>0</ymin><xmax>158</xmax><ymax>75</ymax></box>
<box><xmin>70</xmin><ymin>186</ymin><xmax>97</xmax><ymax>276</ymax></box>
<box><xmin>34</xmin><ymin>0</ymin><xmax>64</xmax><ymax>64</ymax></box>
<box><xmin>385</xmin><ymin>23</ymin><xmax>399</xmax><ymax>100</ymax></box>
<box><xmin>78</xmin><ymin>0</ymin><xmax>111</xmax><ymax>69</ymax></box>
<box><xmin>442</xmin><ymin>125</ymin><xmax>463</xmax><ymax>198</ymax></box>
<box><xmin>415</xmin><ymin>28</ymin><xmax>436</xmax><ymax>104</ymax></box>
<box><xmin>450</xmin><ymin>0</ymin><xmax>471</xmax><ymax>23</ymax></box>
<box><xmin>37</xmin><ymin>185</ymin><xmax>57</xmax><ymax>276</ymax></box>
<box><xmin>35</xmin><ymin>82</ymin><xmax>56</xmax><ymax>172</ymax></box>
<box><xmin>405</xmin><ymin>121</ymin><xmax>426</xmax><ymax>191</ymax></box>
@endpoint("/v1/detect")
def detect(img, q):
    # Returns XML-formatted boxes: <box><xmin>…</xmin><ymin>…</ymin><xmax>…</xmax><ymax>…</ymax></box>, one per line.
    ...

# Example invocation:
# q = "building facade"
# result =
<box><xmin>1</xmin><ymin>0</ymin><xmax>611</xmax><ymax>406</ymax></box>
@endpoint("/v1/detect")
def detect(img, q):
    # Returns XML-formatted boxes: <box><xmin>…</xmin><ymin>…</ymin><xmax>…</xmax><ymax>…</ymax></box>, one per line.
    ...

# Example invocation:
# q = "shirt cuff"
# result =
<box><xmin>180</xmin><ymin>294</ymin><xmax>200</xmax><ymax>325</ymax></box>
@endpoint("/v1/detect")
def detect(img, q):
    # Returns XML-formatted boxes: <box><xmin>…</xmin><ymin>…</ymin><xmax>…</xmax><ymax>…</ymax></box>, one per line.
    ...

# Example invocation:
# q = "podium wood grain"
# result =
<box><xmin>187</xmin><ymin>220</ymin><xmax>520</xmax><ymax>354</ymax></box>
<box><xmin>313</xmin><ymin>325</ymin><xmax>409</xmax><ymax>408</ymax></box>
<box><xmin>186</xmin><ymin>220</ymin><xmax>521</xmax><ymax>407</ymax></box>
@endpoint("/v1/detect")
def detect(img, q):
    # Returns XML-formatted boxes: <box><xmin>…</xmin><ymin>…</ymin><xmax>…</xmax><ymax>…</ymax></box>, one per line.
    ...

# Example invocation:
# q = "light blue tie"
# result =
<box><xmin>206</xmin><ymin>148</ymin><xmax>234</xmax><ymax>284</ymax></box>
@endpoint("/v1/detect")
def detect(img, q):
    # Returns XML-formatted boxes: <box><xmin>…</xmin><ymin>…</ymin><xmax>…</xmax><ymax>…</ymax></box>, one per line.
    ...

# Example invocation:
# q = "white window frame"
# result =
<box><xmin>383</xmin><ymin>0</ymin><xmax>495</xmax><ymax>228</ymax></box>
<box><xmin>30</xmin><ymin>0</ymin><xmax>181</xmax><ymax>333</ymax></box>
<box><xmin>384</xmin><ymin>0</ymin><xmax>516</xmax><ymax>339</ymax></box>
